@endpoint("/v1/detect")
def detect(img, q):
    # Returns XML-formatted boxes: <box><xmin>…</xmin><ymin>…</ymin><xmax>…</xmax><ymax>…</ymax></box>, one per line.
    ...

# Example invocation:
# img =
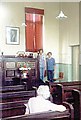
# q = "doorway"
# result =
<box><xmin>71</xmin><ymin>45</ymin><xmax>80</xmax><ymax>81</ymax></box>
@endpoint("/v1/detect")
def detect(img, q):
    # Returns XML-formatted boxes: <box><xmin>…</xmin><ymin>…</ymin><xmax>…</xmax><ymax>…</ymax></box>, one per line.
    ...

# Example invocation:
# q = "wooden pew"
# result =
<box><xmin>50</xmin><ymin>82</ymin><xmax>81</xmax><ymax>120</ymax></box>
<box><xmin>60</xmin><ymin>84</ymin><xmax>81</xmax><ymax>103</ymax></box>
<box><xmin>62</xmin><ymin>102</ymin><xmax>74</xmax><ymax>120</ymax></box>
<box><xmin>72</xmin><ymin>89</ymin><xmax>81</xmax><ymax>120</ymax></box>
<box><xmin>0</xmin><ymin>85</ymin><xmax>26</xmax><ymax>93</ymax></box>
<box><xmin>0</xmin><ymin>89</ymin><xmax>36</xmax><ymax>118</ymax></box>
<box><xmin>50</xmin><ymin>84</ymin><xmax>63</xmax><ymax>104</ymax></box>
<box><xmin>50</xmin><ymin>81</ymin><xmax>81</xmax><ymax>104</ymax></box>
<box><xmin>50</xmin><ymin>81</ymin><xmax>81</xmax><ymax>89</ymax></box>
<box><xmin>1</xmin><ymin>90</ymin><xmax>36</xmax><ymax>103</ymax></box>
<box><xmin>3</xmin><ymin>111</ymin><xmax>70</xmax><ymax>120</ymax></box>
<box><xmin>2</xmin><ymin>101</ymin><xmax>74</xmax><ymax>120</ymax></box>
<box><xmin>0</xmin><ymin>100</ymin><xmax>27</xmax><ymax>118</ymax></box>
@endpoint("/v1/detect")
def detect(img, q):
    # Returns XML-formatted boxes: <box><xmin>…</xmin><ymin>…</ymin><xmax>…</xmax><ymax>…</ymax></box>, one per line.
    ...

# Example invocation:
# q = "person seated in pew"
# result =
<box><xmin>24</xmin><ymin>85</ymin><xmax>66</xmax><ymax>114</ymax></box>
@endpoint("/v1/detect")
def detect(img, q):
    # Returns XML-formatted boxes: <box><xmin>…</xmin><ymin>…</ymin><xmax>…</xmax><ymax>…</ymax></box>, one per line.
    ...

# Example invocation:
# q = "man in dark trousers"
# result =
<box><xmin>46</xmin><ymin>52</ymin><xmax>56</xmax><ymax>82</ymax></box>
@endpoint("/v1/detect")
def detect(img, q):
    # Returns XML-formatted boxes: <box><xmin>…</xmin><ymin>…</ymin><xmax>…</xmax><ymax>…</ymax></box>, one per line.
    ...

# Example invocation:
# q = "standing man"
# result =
<box><xmin>38</xmin><ymin>49</ymin><xmax>46</xmax><ymax>84</ymax></box>
<box><xmin>46</xmin><ymin>52</ymin><xmax>56</xmax><ymax>82</ymax></box>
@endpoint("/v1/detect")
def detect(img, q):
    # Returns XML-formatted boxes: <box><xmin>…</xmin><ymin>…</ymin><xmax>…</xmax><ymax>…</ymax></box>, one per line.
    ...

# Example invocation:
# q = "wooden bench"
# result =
<box><xmin>0</xmin><ymin>100</ymin><xmax>27</xmax><ymax>118</ymax></box>
<box><xmin>2</xmin><ymin>101</ymin><xmax>74</xmax><ymax>120</ymax></box>
<box><xmin>1</xmin><ymin>90</ymin><xmax>36</xmax><ymax>103</ymax></box>
<box><xmin>50</xmin><ymin>84</ymin><xmax>63</xmax><ymax>104</ymax></box>
<box><xmin>61</xmin><ymin>84</ymin><xmax>81</xmax><ymax>103</ymax></box>
<box><xmin>72</xmin><ymin>89</ymin><xmax>81</xmax><ymax>120</ymax></box>
<box><xmin>0</xmin><ymin>89</ymin><xmax>36</xmax><ymax>117</ymax></box>
<box><xmin>0</xmin><ymin>85</ymin><xmax>26</xmax><ymax>93</ymax></box>
<box><xmin>50</xmin><ymin>81</ymin><xmax>81</xmax><ymax>87</ymax></box>
<box><xmin>50</xmin><ymin>82</ymin><xmax>81</xmax><ymax>120</ymax></box>
<box><xmin>50</xmin><ymin>81</ymin><xmax>81</xmax><ymax>104</ymax></box>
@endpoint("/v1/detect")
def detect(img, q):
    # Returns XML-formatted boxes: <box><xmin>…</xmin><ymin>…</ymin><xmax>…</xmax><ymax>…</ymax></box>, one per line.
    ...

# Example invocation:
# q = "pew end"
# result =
<box><xmin>50</xmin><ymin>84</ymin><xmax>64</xmax><ymax>104</ymax></box>
<box><xmin>72</xmin><ymin>89</ymin><xmax>81</xmax><ymax>120</ymax></box>
<box><xmin>63</xmin><ymin>101</ymin><xmax>74</xmax><ymax>120</ymax></box>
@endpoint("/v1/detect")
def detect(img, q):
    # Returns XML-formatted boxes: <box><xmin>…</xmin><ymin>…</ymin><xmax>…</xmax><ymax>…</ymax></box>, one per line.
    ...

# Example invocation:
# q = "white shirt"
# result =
<box><xmin>25</xmin><ymin>96</ymin><xmax>66</xmax><ymax>114</ymax></box>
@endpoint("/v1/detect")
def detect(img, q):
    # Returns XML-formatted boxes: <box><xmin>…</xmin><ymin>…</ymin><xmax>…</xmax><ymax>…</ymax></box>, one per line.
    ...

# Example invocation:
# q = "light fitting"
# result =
<box><xmin>21</xmin><ymin>22</ymin><xmax>27</xmax><ymax>26</ymax></box>
<box><xmin>56</xmin><ymin>11</ymin><xmax>67</xmax><ymax>19</ymax></box>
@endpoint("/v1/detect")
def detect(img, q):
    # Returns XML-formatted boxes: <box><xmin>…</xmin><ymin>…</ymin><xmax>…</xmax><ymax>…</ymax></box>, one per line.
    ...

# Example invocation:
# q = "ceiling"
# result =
<box><xmin>1</xmin><ymin>0</ymin><xmax>81</xmax><ymax>2</ymax></box>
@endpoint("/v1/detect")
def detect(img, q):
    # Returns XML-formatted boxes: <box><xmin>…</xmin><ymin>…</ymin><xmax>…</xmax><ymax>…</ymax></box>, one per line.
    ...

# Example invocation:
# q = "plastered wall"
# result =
<box><xmin>0</xmin><ymin>2</ymin><xmax>79</xmax><ymax>62</ymax></box>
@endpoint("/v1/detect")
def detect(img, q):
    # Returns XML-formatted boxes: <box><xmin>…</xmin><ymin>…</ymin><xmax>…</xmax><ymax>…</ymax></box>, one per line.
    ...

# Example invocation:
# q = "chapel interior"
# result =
<box><xmin>0</xmin><ymin>1</ymin><xmax>81</xmax><ymax>120</ymax></box>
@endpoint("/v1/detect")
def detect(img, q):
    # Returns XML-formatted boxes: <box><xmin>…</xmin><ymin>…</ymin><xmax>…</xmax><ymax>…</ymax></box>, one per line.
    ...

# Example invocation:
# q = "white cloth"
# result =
<box><xmin>25</xmin><ymin>96</ymin><xmax>66</xmax><ymax>114</ymax></box>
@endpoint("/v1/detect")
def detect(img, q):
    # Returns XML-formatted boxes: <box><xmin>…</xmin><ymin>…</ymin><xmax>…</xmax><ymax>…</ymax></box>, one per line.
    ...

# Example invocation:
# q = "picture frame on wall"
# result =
<box><xmin>6</xmin><ymin>26</ymin><xmax>20</xmax><ymax>45</ymax></box>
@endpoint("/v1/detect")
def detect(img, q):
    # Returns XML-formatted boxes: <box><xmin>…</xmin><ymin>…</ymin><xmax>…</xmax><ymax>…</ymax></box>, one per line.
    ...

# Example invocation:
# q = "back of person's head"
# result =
<box><xmin>38</xmin><ymin>49</ymin><xmax>43</xmax><ymax>54</ymax></box>
<box><xmin>38</xmin><ymin>49</ymin><xmax>43</xmax><ymax>52</ymax></box>
<box><xmin>47</xmin><ymin>52</ymin><xmax>52</xmax><ymax>55</ymax></box>
<box><xmin>37</xmin><ymin>85</ymin><xmax>50</xmax><ymax>99</ymax></box>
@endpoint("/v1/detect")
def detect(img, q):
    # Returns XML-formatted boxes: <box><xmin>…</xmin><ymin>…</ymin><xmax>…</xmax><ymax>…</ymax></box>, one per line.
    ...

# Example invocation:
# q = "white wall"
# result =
<box><xmin>0</xmin><ymin>2</ymin><xmax>80</xmax><ymax>64</ymax></box>
<box><xmin>0</xmin><ymin>3</ymin><xmax>25</xmax><ymax>55</ymax></box>
<box><xmin>79</xmin><ymin>2</ymin><xmax>81</xmax><ymax>65</ymax></box>
<box><xmin>0</xmin><ymin>2</ymin><xmax>59</xmax><ymax>61</ymax></box>
<box><xmin>59</xmin><ymin>2</ymin><xmax>79</xmax><ymax>64</ymax></box>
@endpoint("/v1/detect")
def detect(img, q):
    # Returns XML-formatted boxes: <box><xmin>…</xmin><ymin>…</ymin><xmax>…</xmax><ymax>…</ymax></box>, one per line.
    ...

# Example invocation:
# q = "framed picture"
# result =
<box><xmin>6</xmin><ymin>70</ymin><xmax>15</xmax><ymax>77</ymax></box>
<box><xmin>6</xmin><ymin>26</ymin><xmax>20</xmax><ymax>45</ymax></box>
<box><xmin>6</xmin><ymin>62</ymin><xmax>15</xmax><ymax>68</ymax></box>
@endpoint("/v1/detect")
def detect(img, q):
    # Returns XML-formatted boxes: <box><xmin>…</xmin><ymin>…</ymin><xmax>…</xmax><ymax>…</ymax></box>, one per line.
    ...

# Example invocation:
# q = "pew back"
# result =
<box><xmin>72</xmin><ymin>89</ymin><xmax>81</xmax><ymax>120</ymax></box>
<box><xmin>2</xmin><ymin>101</ymin><xmax>74</xmax><ymax>120</ymax></box>
<box><xmin>50</xmin><ymin>82</ymin><xmax>81</xmax><ymax>120</ymax></box>
<box><xmin>1</xmin><ymin>90</ymin><xmax>36</xmax><ymax>103</ymax></box>
<box><xmin>0</xmin><ymin>100</ymin><xmax>28</xmax><ymax>118</ymax></box>
<box><xmin>0</xmin><ymin>85</ymin><xmax>26</xmax><ymax>93</ymax></box>
<box><xmin>50</xmin><ymin>82</ymin><xmax>81</xmax><ymax>104</ymax></box>
<box><xmin>1</xmin><ymin>89</ymin><xmax>36</xmax><ymax>118</ymax></box>
<box><xmin>3</xmin><ymin>111</ymin><xmax>70</xmax><ymax>120</ymax></box>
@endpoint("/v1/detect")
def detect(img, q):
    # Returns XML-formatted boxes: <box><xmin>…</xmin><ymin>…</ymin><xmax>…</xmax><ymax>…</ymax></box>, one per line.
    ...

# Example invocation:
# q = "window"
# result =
<box><xmin>25</xmin><ymin>8</ymin><xmax>44</xmax><ymax>52</ymax></box>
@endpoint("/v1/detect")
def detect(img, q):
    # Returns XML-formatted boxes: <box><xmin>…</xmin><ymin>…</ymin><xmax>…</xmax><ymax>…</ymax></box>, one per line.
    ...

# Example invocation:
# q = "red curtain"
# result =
<box><xmin>25</xmin><ymin>8</ymin><xmax>44</xmax><ymax>52</ymax></box>
<box><xmin>25</xmin><ymin>14</ymin><xmax>34</xmax><ymax>51</ymax></box>
<box><xmin>35</xmin><ymin>15</ymin><xmax>43</xmax><ymax>51</ymax></box>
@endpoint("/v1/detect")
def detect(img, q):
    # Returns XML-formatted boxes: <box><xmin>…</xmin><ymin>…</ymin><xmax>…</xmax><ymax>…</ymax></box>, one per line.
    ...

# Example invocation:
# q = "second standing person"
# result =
<box><xmin>46</xmin><ymin>52</ymin><xmax>56</xmax><ymax>82</ymax></box>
